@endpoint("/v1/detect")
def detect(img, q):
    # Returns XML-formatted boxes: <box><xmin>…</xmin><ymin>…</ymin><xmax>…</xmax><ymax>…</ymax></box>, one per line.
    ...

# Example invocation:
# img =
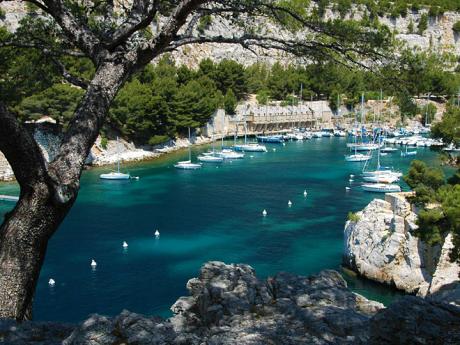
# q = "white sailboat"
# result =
<box><xmin>175</xmin><ymin>128</ymin><xmax>202</xmax><ymax>169</ymax></box>
<box><xmin>400</xmin><ymin>145</ymin><xmax>417</xmax><ymax>157</ymax></box>
<box><xmin>362</xmin><ymin>135</ymin><xmax>401</xmax><ymax>182</ymax></box>
<box><xmin>198</xmin><ymin>129</ymin><xmax>224</xmax><ymax>163</ymax></box>
<box><xmin>362</xmin><ymin>183</ymin><xmax>401</xmax><ymax>193</ymax></box>
<box><xmin>215</xmin><ymin>132</ymin><xmax>245</xmax><ymax>159</ymax></box>
<box><xmin>100</xmin><ymin>137</ymin><xmax>131</xmax><ymax>180</ymax></box>
<box><xmin>234</xmin><ymin>115</ymin><xmax>267</xmax><ymax>152</ymax></box>
<box><xmin>345</xmin><ymin>95</ymin><xmax>371</xmax><ymax>162</ymax></box>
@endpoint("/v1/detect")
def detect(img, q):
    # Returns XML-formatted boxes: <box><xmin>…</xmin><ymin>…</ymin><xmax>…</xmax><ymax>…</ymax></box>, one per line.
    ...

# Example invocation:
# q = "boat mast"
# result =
<box><xmin>188</xmin><ymin>127</ymin><xmax>192</xmax><ymax>161</ymax></box>
<box><xmin>117</xmin><ymin>136</ymin><xmax>120</xmax><ymax>173</ymax></box>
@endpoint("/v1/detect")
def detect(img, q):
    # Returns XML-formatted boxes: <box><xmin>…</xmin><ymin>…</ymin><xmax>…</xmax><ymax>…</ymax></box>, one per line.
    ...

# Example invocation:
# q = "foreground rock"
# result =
<box><xmin>2</xmin><ymin>261</ymin><xmax>459</xmax><ymax>344</ymax></box>
<box><xmin>344</xmin><ymin>193</ymin><xmax>460</xmax><ymax>297</ymax></box>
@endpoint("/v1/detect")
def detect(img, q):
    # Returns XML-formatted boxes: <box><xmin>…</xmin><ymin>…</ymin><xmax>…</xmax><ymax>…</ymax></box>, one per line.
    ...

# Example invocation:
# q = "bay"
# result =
<box><xmin>0</xmin><ymin>137</ymin><xmax>445</xmax><ymax>321</ymax></box>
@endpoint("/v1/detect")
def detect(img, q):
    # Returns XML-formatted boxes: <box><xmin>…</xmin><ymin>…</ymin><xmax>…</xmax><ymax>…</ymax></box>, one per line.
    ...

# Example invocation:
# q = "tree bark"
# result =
<box><xmin>0</xmin><ymin>58</ymin><xmax>133</xmax><ymax>320</ymax></box>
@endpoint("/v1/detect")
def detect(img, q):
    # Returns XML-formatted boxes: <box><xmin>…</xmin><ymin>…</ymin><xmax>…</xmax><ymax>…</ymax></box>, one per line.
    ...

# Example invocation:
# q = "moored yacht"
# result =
<box><xmin>362</xmin><ymin>183</ymin><xmax>401</xmax><ymax>193</ymax></box>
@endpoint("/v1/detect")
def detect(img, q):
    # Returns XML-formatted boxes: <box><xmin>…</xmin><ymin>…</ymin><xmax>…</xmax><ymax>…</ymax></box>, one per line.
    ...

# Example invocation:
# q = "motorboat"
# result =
<box><xmin>362</xmin><ymin>183</ymin><xmax>401</xmax><ymax>193</ymax></box>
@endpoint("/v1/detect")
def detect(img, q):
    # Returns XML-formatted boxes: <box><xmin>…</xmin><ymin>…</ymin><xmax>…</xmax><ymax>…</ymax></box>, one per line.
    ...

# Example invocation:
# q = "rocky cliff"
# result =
<box><xmin>344</xmin><ymin>193</ymin><xmax>460</xmax><ymax>297</ymax></box>
<box><xmin>1</xmin><ymin>261</ymin><xmax>459</xmax><ymax>345</ymax></box>
<box><xmin>1</xmin><ymin>3</ymin><xmax>460</xmax><ymax>68</ymax></box>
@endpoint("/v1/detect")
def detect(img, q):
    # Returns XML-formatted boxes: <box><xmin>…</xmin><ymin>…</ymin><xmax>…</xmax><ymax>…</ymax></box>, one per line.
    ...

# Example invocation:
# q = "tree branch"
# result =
<box><xmin>106</xmin><ymin>0</ymin><xmax>159</xmax><ymax>51</ymax></box>
<box><xmin>0</xmin><ymin>103</ymin><xmax>48</xmax><ymax>189</ymax></box>
<box><xmin>31</xmin><ymin>0</ymin><xmax>103</xmax><ymax>61</ymax></box>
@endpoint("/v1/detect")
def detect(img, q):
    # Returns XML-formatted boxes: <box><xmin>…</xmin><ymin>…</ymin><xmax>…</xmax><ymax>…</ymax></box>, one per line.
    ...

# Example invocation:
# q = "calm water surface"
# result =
<box><xmin>0</xmin><ymin>137</ymin><xmax>446</xmax><ymax>321</ymax></box>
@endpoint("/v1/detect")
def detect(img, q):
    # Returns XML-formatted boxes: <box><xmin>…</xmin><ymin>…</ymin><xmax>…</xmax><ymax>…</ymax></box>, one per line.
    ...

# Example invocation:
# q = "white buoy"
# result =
<box><xmin>349</xmin><ymin>179</ymin><xmax>354</xmax><ymax>182</ymax></box>
<box><xmin>282</xmin><ymin>143</ymin><xmax>286</xmax><ymax>146</ymax></box>
<box><xmin>346</xmin><ymin>187</ymin><xmax>351</xmax><ymax>191</ymax></box>
<box><xmin>288</xmin><ymin>200</ymin><xmax>292</xmax><ymax>207</ymax></box>
<box><xmin>155</xmin><ymin>230</ymin><xmax>160</xmax><ymax>237</ymax></box>
<box><xmin>350</xmin><ymin>174</ymin><xmax>354</xmax><ymax>178</ymax></box>
<box><xmin>272</xmin><ymin>148</ymin><xmax>276</xmax><ymax>152</ymax></box>
<box><xmin>91</xmin><ymin>259</ymin><xmax>97</xmax><ymax>268</ymax></box>
<box><xmin>262</xmin><ymin>209</ymin><xmax>267</xmax><ymax>216</ymax></box>
<box><xmin>250</xmin><ymin>155</ymin><xmax>254</xmax><ymax>158</ymax></box>
<box><xmin>48</xmin><ymin>278</ymin><xmax>55</xmax><ymax>286</ymax></box>
<box><xmin>303</xmin><ymin>190</ymin><xmax>307</xmax><ymax>197</ymax></box>
<box><xmin>122</xmin><ymin>241</ymin><xmax>128</xmax><ymax>248</ymax></box>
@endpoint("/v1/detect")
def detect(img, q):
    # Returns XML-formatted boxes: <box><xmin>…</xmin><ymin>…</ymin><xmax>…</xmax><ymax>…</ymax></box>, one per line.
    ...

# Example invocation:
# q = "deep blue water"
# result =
<box><xmin>0</xmin><ymin>137</ymin><xmax>446</xmax><ymax>322</ymax></box>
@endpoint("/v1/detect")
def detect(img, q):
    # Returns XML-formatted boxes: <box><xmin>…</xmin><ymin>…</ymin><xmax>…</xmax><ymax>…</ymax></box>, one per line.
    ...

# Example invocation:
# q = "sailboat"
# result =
<box><xmin>362</xmin><ymin>135</ymin><xmax>402</xmax><ymax>182</ymax></box>
<box><xmin>215</xmin><ymin>131</ymin><xmax>245</xmax><ymax>159</ymax></box>
<box><xmin>345</xmin><ymin>95</ymin><xmax>371</xmax><ymax>162</ymax></box>
<box><xmin>174</xmin><ymin>128</ymin><xmax>202</xmax><ymax>169</ymax></box>
<box><xmin>400</xmin><ymin>144</ymin><xmax>417</xmax><ymax>157</ymax></box>
<box><xmin>234</xmin><ymin>116</ymin><xmax>267</xmax><ymax>152</ymax></box>
<box><xmin>198</xmin><ymin>128</ymin><xmax>224</xmax><ymax>163</ymax></box>
<box><xmin>100</xmin><ymin>137</ymin><xmax>131</xmax><ymax>180</ymax></box>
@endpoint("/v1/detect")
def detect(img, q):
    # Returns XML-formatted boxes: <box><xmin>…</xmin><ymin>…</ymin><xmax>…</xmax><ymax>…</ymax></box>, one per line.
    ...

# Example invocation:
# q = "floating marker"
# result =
<box><xmin>48</xmin><ymin>278</ymin><xmax>55</xmax><ymax>286</ymax></box>
<box><xmin>122</xmin><ymin>241</ymin><xmax>128</xmax><ymax>248</ymax></box>
<box><xmin>155</xmin><ymin>230</ymin><xmax>160</xmax><ymax>237</ymax></box>
<box><xmin>346</xmin><ymin>187</ymin><xmax>351</xmax><ymax>191</ymax></box>
<box><xmin>262</xmin><ymin>209</ymin><xmax>267</xmax><ymax>216</ymax></box>
<box><xmin>288</xmin><ymin>200</ymin><xmax>292</xmax><ymax>207</ymax></box>
<box><xmin>282</xmin><ymin>143</ymin><xmax>286</xmax><ymax>146</ymax></box>
<box><xmin>350</xmin><ymin>174</ymin><xmax>355</xmax><ymax>178</ymax></box>
<box><xmin>272</xmin><ymin>148</ymin><xmax>276</xmax><ymax>152</ymax></box>
<box><xmin>349</xmin><ymin>179</ymin><xmax>354</xmax><ymax>182</ymax></box>
<box><xmin>303</xmin><ymin>190</ymin><xmax>307</xmax><ymax>197</ymax></box>
<box><xmin>91</xmin><ymin>259</ymin><xmax>97</xmax><ymax>268</ymax></box>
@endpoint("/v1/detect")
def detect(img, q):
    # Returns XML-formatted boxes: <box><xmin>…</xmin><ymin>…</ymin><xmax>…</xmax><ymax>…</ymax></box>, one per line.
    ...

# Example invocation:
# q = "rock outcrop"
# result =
<box><xmin>1</xmin><ymin>261</ymin><xmax>459</xmax><ymax>344</ymax></box>
<box><xmin>344</xmin><ymin>193</ymin><xmax>460</xmax><ymax>297</ymax></box>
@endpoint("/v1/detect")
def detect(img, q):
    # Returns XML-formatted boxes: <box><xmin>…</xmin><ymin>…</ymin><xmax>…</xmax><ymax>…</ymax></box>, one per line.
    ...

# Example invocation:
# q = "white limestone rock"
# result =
<box><xmin>344</xmin><ymin>194</ymin><xmax>460</xmax><ymax>296</ymax></box>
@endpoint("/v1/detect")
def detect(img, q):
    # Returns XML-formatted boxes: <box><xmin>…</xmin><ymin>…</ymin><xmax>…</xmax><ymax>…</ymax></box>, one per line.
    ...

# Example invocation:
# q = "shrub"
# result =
<box><xmin>418</xmin><ymin>13</ymin><xmax>428</xmax><ymax>35</ymax></box>
<box><xmin>347</xmin><ymin>212</ymin><xmax>360</xmax><ymax>222</ymax></box>
<box><xmin>148</xmin><ymin>135</ymin><xmax>170</xmax><ymax>146</ymax></box>
<box><xmin>453</xmin><ymin>21</ymin><xmax>460</xmax><ymax>33</ymax></box>
<box><xmin>100</xmin><ymin>136</ymin><xmax>108</xmax><ymax>149</ymax></box>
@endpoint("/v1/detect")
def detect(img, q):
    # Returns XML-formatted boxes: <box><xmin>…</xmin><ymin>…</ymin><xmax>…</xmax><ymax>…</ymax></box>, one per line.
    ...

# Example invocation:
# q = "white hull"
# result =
<box><xmin>100</xmin><ymin>172</ymin><xmax>130</xmax><ymax>180</ymax></box>
<box><xmin>345</xmin><ymin>154</ymin><xmax>372</xmax><ymax>162</ymax></box>
<box><xmin>216</xmin><ymin>150</ymin><xmax>245</xmax><ymax>159</ymax></box>
<box><xmin>197</xmin><ymin>155</ymin><xmax>224</xmax><ymax>163</ymax></box>
<box><xmin>362</xmin><ymin>174</ymin><xmax>399</xmax><ymax>184</ymax></box>
<box><xmin>174</xmin><ymin>160</ymin><xmax>202</xmax><ymax>169</ymax></box>
<box><xmin>234</xmin><ymin>144</ymin><xmax>267</xmax><ymax>152</ymax></box>
<box><xmin>380</xmin><ymin>147</ymin><xmax>398</xmax><ymax>153</ymax></box>
<box><xmin>362</xmin><ymin>183</ymin><xmax>401</xmax><ymax>193</ymax></box>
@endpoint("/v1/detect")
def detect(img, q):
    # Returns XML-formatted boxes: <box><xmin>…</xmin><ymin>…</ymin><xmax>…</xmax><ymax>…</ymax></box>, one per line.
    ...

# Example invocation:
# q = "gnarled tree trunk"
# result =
<box><xmin>0</xmin><ymin>59</ymin><xmax>132</xmax><ymax>320</ymax></box>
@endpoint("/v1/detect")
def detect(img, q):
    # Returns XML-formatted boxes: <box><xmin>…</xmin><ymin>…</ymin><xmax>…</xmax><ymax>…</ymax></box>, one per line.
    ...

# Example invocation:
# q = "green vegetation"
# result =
<box><xmin>347</xmin><ymin>212</ymin><xmax>360</xmax><ymax>222</ymax></box>
<box><xmin>453</xmin><ymin>21</ymin><xmax>460</xmax><ymax>33</ymax></box>
<box><xmin>405</xmin><ymin>104</ymin><xmax>460</xmax><ymax>255</ymax></box>
<box><xmin>404</xmin><ymin>160</ymin><xmax>460</xmax><ymax>261</ymax></box>
<box><xmin>418</xmin><ymin>13</ymin><xmax>428</xmax><ymax>34</ymax></box>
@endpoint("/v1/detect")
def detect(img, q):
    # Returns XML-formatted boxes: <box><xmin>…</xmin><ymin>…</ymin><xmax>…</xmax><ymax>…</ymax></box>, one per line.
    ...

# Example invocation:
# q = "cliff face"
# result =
<box><xmin>1</xmin><ymin>3</ymin><xmax>460</xmax><ymax>68</ymax></box>
<box><xmin>344</xmin><ymin>193</ymin><xmax>460</xmax><ymax>297</ymax></box>
<box><xmin>1</xmin><ymin>261</ymin><xmax>459</xmax><ymax>345</ymax></box>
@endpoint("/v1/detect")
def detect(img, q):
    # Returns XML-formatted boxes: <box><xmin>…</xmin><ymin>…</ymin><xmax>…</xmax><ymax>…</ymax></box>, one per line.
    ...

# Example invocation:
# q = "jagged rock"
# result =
<box><xmin>368</xmin><ymin>296</ymin><xmax>460</xmax><ymax>345</ymax></box>
<box><xmin>344</xmin><ymin>194</ymin><xmax>460</xmax><ymax>296</ymax></box>
<box><xmin>1</xmin><ymin>261</ymin><xmax>460</xmax><ymax>344</ymax></box>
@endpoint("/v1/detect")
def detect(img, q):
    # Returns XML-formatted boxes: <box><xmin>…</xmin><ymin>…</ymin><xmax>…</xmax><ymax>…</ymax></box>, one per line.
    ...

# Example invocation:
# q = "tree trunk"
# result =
<box><xmin>0</xmin><ymin>58</ymin><xmax>133</xmax><ymax>320</ymax></box>
<box><xmin>0</xmin><ymin>181</ymin><xmax>74</xmax><ymax>320</ymax></box>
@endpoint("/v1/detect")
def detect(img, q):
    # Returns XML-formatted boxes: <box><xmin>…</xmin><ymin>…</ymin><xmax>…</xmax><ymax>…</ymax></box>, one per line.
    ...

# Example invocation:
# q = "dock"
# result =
<box><xmin>0</xmin><ymin>195</ymin><xmax>19</xmax><ymax>202</ymax></box>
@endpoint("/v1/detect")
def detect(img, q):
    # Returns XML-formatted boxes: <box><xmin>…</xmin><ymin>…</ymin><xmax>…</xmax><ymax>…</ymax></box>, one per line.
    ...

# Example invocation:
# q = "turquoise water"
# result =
<box><xmin>0</xmin><ymin>138</ymin><xmax>446</xmax><ymax>322</ymax></box>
